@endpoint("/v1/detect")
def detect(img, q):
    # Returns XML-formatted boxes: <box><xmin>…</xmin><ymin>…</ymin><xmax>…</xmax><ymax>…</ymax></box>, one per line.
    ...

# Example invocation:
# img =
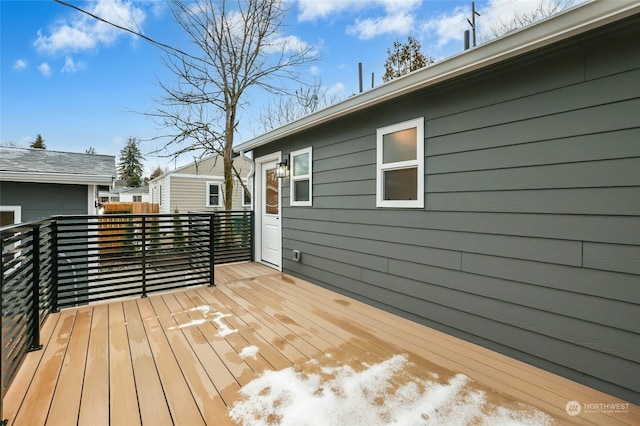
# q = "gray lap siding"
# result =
<box><xmin>254</xmin><ymin>18</ymin><xmax>640</xmax><ymax>403</ymax></box>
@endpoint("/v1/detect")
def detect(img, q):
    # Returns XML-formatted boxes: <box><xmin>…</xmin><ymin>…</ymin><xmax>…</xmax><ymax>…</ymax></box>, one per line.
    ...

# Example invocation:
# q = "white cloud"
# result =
<box><xmin>325</xmin><ymin>82</ymin><xmax>345</xmax><ymax>98</ymax></box>
<box><xmin>264</xmin><ymin>34</ymin><xmax>313</xmax><ymax>56</ymax></box>
<box><xmin>295</xmin><ymin>0</ymin><xmax>421</xmax><ymax>40</ymax></box>
<box><xmin>421</xmin><ymin>5</ymin><xmax>468</xmax><ymax>48</ymax></box>
<box><xmin>37</xmin><ymin>62</ymin><xmax>52</xmax><ymax>78</ymax></box>
<box><xmin>34</xmin><ymin>0</ymin><xmax>146</xmax><ymax>54</ymax></box>
<box><xmin>295</xmin><ymin>0</ymin><xmax>361</xmax><ymax>22</ymax></box>
<box><xmin>422</xmin><ymin>0</ymin><xmax>585</xmax><ymax>50</ymax></box>
<box><xmin>61</xmin><ymin>56</ymin><xmax>84</xmax><ymax>73</ymax></box>
<box><xmin>13</xmin><ymin>59</ymin><xmax>28</xmax><ymax>70</ymax></box>
<box><xmin>347</xmin><ymin>10</ymin><xmax>415</xmax><ymax>40</ymax></box>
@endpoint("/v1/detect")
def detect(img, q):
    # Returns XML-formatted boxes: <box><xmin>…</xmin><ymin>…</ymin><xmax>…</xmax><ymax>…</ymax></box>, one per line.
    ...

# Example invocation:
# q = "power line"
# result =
<box><xmin>53</xmin><ymin>0</ymin><xmax>210</xmax><ymax>65</ymax></box>
<box><xmin>431</xmin><ymin>0</ymin><xmax>521</xmax><ymax>37</ymax></box>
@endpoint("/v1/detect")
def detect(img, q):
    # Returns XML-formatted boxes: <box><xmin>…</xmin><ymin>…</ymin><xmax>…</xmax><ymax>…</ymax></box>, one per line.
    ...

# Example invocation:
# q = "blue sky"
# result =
<box><xmin>1</xmin><ymin>0</ymin><xmax>580</xmax><ymax>174</ymax></box>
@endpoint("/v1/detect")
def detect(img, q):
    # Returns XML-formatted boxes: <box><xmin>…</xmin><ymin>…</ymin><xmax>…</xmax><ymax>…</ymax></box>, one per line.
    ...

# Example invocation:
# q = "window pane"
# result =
<box><xmin>293</xmin><ymin>153</ymin><xmax>309</xmax><ymax>176</ymax></box>
<box><xmin>293</xmin><ymin>179</ymin><xmax>310</xmax><ymax>202</ymax></box>
<box><xmin>0</xmin><ymin>211</ymin><xmax>15</xmax><ymax>227</ymax></box>
<box><xmin>384</xmin><ymin>168</ymin><xmax>417</xmax><ymax>200</ymax></box>
<box><xmin>209</xmin><ymin>185</ymin><xmax>219</xmax><ymax>205</ymax></box>
<box><xmin>266</xmin><ymin>168</ymin><xmax>279</xmax><ymax>214</ymax></box>
<box><xmin>383</xmin><ymin>128</ymin><xmax>417</xmax><ymax>163</ymax></box>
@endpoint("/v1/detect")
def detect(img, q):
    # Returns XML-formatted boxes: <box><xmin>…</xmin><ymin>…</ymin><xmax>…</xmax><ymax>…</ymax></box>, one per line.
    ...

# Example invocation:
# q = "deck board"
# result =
<box><xmin>107</xmin><ymin>302</ymin><xmax>140</xmax><ymax>426</ymax></box>
<box><xmin>3</xmin><ymin>262</ymin><xmax>638</xmax><ymax>425</ymax></box>
<box><xmin>79</xmin><ymin>304</ymin><xmax>109</xmax><ymax>426</ymax></box>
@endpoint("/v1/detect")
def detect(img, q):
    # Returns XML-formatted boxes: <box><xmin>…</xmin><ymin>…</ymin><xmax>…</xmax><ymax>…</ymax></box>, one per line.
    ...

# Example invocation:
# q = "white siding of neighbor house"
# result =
<box><xmin>168</xmin><ymin>175</ymin><xmax>250</xmax><ymax>213</ymax></box>
<box><xmin>150</xmin><ymin>155</ymin><xmax>253</xmax><ymax>213</ymax></box>
<box><xmin>119</xmin><ymin>192</ymin><xmax>150</xmax><ymax>203</ymax></box>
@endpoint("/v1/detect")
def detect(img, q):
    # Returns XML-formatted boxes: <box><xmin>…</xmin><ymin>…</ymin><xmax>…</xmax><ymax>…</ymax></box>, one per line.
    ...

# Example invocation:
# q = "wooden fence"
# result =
<box><xmin>103</xmin><ymin>202</ymin><xmax>159</xmax><ymax>214</ymax></box>
<box><xmin>99</xmin><ymin>203</ymin><xmax>159</xmax><ymax>258</ymax></box>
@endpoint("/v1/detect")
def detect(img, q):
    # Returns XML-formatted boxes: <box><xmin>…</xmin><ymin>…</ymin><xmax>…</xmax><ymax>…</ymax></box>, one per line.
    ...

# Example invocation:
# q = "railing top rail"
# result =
<box><xmin>0</xmin><ymin>219</ymin><xmax>54</xmax><ymax>235</ymax></box>
<box><xmin>52</xmin><ymin>212</ymin><xmax>222</xmax><ymax>220</ymax></box>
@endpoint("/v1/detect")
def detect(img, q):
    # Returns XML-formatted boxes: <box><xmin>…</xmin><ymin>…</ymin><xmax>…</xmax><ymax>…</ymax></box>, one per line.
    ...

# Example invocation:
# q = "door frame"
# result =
<box><xmin>254</xmin><ymin>152</ymin><xmax>282</xmax><ymax>271</ymax></box>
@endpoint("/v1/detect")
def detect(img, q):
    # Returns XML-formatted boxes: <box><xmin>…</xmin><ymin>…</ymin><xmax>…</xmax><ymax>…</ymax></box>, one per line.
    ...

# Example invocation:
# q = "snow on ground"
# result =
<box><xmin>228</xmin><ymin>354</ymin><xmax>555</xmax><ymax>426</ymax></box>
<box><xmin>239</xmin><ymin>345</ymin><xmax>260</xmax><ymax>360</ymax></box>
<box><xmin>166</xmin><ymin>305</ymin><xmax>238</xmax><ymax>336</ymax></box>
<box><xmin>213</xmin><ymin>311</ymin><xmax>238</xmax><ymax>336</ymax></box>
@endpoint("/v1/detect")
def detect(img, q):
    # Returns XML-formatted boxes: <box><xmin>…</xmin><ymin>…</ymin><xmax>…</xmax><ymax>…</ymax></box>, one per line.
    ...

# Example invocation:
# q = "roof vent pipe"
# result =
<box><xmin>359</xmin><ymin>62</ymin><xmax>363</xmax><ymax>93</ymax></box>
<box><xmin>464</xmin><ymin>30</ymin><xmax>470</xmax><ymax>50</ymax></box>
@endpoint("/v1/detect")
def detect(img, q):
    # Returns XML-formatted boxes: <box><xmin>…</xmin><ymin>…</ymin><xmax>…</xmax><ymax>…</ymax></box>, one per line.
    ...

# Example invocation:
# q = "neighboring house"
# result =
<box><xmin>148</xmin><ymin>154</ymin><xmax>252</xmax><ymax>214</ymax></box>
<box><xmin>0</xmin><ymin>146</ymin><xmax>116</xmax><ymax>224</ymax></box>
<box><xmin>236</xmin><ymin>1</ymin><xmax>640</xmax><ymax>405</ymax></box>
<box><xmin>118</xmin><ymin>185</ymin><xmax>150</xmax><ymax>203</ymax></box>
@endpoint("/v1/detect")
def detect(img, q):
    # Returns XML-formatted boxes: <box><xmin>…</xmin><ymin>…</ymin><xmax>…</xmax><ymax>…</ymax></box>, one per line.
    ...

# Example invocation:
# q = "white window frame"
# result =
<box><xmin>241</xmin><ymin>179</ymin><xmax>252</xmax><ymax>207</ymax></box>
<box><xmin>376</xmin><ymin>117</ymin><xmax>424</xmax><ymax>208</ymax></box>
<box><xmin>290</xmin><ymin>147</ymin><xmax>313</xmax><ymax>207</ymax></box>
<box><xmin>206</xmin><ymin>182</ymin><xmax>223</xmax><ymax>207</ymax></box>
<box><xmin>0</xmin><ymin>205</ymin><xmax>22</xmax><ymax>226</ymax></box>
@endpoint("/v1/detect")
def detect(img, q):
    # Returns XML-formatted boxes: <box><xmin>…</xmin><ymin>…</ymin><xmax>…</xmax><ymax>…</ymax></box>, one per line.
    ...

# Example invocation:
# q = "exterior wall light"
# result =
<box><xmin>276</xmin><ymin>158</ymin><xmax>289</xmax><ymax>178</ymax></box>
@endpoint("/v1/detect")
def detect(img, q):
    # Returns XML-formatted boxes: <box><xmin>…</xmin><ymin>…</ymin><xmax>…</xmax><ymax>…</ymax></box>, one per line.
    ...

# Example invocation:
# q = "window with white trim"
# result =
<box><xmin>206</xmin><ymin>182</ymin><xmax>222</xmax><ymax>207</ymax></box>
<box><xmin>376</xmin><ymin>117</ymin><xmax>424</xmax><ymax>208</ymax></box>
<box><xmin>290</xmin><ymin>147</ymin><xmax>312</xmax><ymax>206</ymax></box>
<box><xmin>0</xmin><ymin>205</ymin><xmax>22</xmax><ymax>226</ymax></box>
<box><xmin>242</xmin><ymin>183</ymin><xmax>252</xmax><ymax>207</ymax></box>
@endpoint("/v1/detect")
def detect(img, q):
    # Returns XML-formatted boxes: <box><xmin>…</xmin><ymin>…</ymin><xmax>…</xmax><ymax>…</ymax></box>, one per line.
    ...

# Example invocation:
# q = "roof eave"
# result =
<box><xmin>0</xmin><ymin>171</ymin><xmax>114</xmax><ymax>186</ymax></box>
<box><xmin>235</xmin><ymin>0</ymin><xmax>639</xmax><ymax>153</ymax></box>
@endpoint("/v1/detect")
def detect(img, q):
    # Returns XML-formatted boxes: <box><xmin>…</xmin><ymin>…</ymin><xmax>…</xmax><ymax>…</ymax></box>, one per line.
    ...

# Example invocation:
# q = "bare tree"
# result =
<box><xmin>150</xmin><ymin>0</ymin><xmax>317</xmax><ymax>209</ymax></box>
<box><xmin>382</xmin><ymin>36</ymin><xmax>434</xmax><ymax>83</ymax></box>
<box><xmin>482</xmin><ymin>0</ymin><xmax>575</xmax><ymax>41</ymax></box>
<box><xmin>255</xmin><ymin>79</ymin><xmax>341</xmax><ymax>133</ymax></box>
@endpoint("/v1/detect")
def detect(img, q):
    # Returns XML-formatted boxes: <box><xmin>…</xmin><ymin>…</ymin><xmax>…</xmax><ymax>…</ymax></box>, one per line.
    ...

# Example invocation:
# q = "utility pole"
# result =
<box><xmin>467</xmin><ymin>1</ymin><xmax>481</xmax><ymax>47</ymax></box>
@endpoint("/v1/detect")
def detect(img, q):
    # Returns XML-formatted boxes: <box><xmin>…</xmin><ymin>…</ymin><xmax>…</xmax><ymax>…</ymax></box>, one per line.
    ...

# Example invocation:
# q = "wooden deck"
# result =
<box><xmin>3</xmin><ymin>262</ymin><xmax>638</xmax><ymax>425</ymax></box>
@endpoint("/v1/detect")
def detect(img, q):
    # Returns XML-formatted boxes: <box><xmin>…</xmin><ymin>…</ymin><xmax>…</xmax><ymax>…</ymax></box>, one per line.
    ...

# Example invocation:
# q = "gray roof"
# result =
<box><xmin>1</xmin><ymin>146</ymin><xmax>115</xmax><ymax>175</ymax></box>
<box><xmin>0</xmin><ymin>146</ymin><xmax>116</xmax><ymax>185</ymax></box>
<box><xmin>120</xmin><ymin>185</ymin><xmax>149</xmax><ymax>194</ymax></box>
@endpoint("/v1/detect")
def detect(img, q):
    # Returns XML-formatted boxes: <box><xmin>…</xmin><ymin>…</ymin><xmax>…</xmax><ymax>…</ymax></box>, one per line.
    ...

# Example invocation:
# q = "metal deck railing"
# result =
<box><xmin>0</xmin><ymin>210</ymin><xmax>253</xmax><ymax>421</ymax></box>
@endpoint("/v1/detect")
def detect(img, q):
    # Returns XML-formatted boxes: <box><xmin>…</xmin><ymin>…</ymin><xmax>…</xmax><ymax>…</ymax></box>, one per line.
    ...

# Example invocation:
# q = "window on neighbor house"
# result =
<box><xmin>242</xmin><ymin>184</ymin><xmax>252</xmax><ymax>207</ymax></box>
<box><xmin>207</xmin><ymin>182</ymin><xmax>222</xmax><ymax>207</ymax></box>
<box><xmin>133</xmin><ymin>195</ymin><xmax>142</xmax><ymax>202</ymax></box>
<box><xmin>376</xmin><ymin>117</ymin><xmax>424</xmax><ymax>208</ymax></box>
<box><xmin>0</xmin><ymin>206</ymin><xmax>21</xmax><ymax>226</ymax></box>
<box><xmin>290</xmin><ymin>147</ymin><xmax>312</xmax><ymax>206</ymax></box>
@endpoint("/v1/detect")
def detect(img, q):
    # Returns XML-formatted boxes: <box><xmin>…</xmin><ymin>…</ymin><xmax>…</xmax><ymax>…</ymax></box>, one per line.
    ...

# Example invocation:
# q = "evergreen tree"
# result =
<box><xmin>86</xmin><ymin>146</ymin><xmax>96</xmax><ymax>154</ymax></box>
<box><xmin>30</xmin><ymin>134</ymin><xmax>46</xmax><ymax>149</ymax></box>
<box><xmin>149</xmin><ymin>165</ymin><xmax>165</xmax><ymax>180</ymax></box>
<box><xmin>382</xmin><ymin>36</ymin><xmax>434</xmax><ymax>82</ymax></box>
<box><xmin>118</xmin><ymin>137</ymin><xmax>144</xmax><ymax>187</ymax></box>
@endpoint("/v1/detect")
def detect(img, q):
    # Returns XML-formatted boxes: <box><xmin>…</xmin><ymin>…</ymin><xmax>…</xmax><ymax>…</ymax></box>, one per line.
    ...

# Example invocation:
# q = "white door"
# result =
<box><xmin>258</xmin><ymin>158</ymin><xmax>281</xmax><ymax>267</ymax></box>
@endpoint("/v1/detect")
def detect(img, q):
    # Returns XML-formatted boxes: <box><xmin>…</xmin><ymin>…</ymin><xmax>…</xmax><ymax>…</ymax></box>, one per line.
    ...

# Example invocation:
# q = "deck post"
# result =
<box><xmin>141</xmin><ymin>216</ymin><xmax>147</xmax><ymax>298</ymax></box>
<box><xmin>28</xmin><ymin>224</ymin><xmax>43</xmax><ymax>352</ymax></box>
<box><xmin>250</xmin><ymin>211</ymin><xmax>255</xmax><ymax>262</ymax></box>
<box><xmin>50</xmin><ymin>220</ymin><xmax>59</xmax><ymax>313</ymax></box>
<box><xmin>209</xmin><ymin>214</ymin><xmax>215</xmax><ymax>287</ymax></box>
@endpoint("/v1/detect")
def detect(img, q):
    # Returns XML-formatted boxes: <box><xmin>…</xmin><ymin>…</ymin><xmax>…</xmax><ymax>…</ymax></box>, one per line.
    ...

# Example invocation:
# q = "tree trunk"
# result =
<box><xmin>224</xmin><ymin>105</ymin><xmax>235</xmax><ymax>210</ymax></box>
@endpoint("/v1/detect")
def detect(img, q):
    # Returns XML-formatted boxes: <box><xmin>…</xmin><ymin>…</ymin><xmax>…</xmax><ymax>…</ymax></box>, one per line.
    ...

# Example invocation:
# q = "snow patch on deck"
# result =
<box><xmin>228</xmin><ymin>354</ymin><xmax>554</xmax><ymax>426</ymax></box>
<box><xmin>239</xmin><ymin>345</ymin><xmax>260</xmax><ymax>360</ymax></box>
<box><xmin>167</xmin><ymin>305</ymin><xmax>238</xmax><ymax>336</ymax></box>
